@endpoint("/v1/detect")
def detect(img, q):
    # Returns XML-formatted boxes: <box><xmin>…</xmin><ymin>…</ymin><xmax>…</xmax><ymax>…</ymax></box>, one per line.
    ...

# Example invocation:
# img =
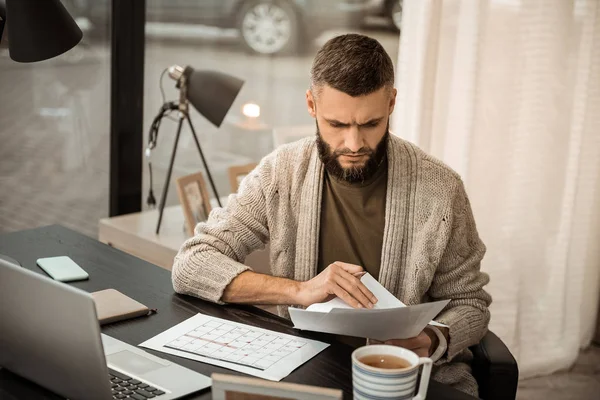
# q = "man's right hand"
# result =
<box><xmin>295</xmin><ymin>262</ymin><xmax>378</xmax><ymax>309</ymax></box>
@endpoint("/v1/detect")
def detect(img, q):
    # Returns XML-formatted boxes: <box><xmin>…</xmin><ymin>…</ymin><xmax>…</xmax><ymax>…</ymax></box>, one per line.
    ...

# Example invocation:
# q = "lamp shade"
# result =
<box><xmin>5</xmin><ymin>0</ymin><xmax>82</xmax><ymax>63</ymax></box>
<box><xmin>183</xmin><ymin>67</ymin><xmax>245</xmax><ymax>127</ymax></box>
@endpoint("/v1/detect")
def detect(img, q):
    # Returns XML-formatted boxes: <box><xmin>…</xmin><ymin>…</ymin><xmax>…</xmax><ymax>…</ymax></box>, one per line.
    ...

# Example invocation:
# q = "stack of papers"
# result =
<box><xmin>289</xmin><ymin>274</ymin><xmax>449</xmax><ymax>341</ymax></box>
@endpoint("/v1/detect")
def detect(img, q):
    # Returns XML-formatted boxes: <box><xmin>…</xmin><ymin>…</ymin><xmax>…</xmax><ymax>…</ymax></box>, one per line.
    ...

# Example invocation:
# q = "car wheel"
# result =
<box><xmin>237</xmin><ymin>0</ymin><xmax>300</xmax><ymax>55</ymax></box>
<box><xmin>388</xmin><ymin>0</ymin><xmax>403</xmax><ymax>32</ymax></box>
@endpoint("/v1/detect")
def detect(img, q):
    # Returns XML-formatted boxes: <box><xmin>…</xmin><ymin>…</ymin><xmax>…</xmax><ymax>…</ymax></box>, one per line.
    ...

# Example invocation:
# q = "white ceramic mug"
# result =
<box><xmin>352</xmin><ymin>345</ymin><xmax>432</xmax><ymax>400</ymax></box>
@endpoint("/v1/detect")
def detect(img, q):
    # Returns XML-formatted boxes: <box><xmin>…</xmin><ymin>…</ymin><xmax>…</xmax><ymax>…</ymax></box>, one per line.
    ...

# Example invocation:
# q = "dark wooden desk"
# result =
<box><xmin>0</xmin><ymin>225</ymin><xmax>474</xmax><ymax>400</ymax></box>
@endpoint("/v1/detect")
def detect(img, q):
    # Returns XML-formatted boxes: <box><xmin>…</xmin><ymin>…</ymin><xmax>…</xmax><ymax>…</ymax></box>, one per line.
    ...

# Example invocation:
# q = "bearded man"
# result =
<box><xmin>172</xmin><ymin>33</ymin><xmax>491</xmax><ymax>397</ymax></box>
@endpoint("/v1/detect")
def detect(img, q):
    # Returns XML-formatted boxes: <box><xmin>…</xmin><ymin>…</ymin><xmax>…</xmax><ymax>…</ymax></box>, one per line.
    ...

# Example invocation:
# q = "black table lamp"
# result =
<box><xmin>148</xmin><ymin>65</ymin><xmax>244</xmax><ymax>234</ymax></box>
<box><xmin>169</xmin><ymin>66</ymin><xmax>245</xmax><ymax>127</ymax></box>
<box><xmin>0</xmin><ymin>0</ymin><xmax>82</xmax><ymax>267</ymax></box>
<box><xmin>0</xmin><ymin>0</ymin><xmax>83</xmax><ymax>62</ymax></box>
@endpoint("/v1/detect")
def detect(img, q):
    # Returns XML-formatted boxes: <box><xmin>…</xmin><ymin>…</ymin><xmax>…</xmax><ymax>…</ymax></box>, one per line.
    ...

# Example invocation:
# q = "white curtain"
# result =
<box><xmin>392</xmin><ymin>0</ymin><xmax>600</xmax><ymax>379</ymax></box>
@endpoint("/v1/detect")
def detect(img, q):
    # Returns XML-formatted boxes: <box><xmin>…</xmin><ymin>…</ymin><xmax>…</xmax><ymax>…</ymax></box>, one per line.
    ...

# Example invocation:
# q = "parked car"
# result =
<box><xmin>366</xmin><ymin>0</ymin><xmax>403</xmax><ymax>31</ymax></box>
<box><xmin>66</xmin><ymin>0</ymin><xmax>372</xmax><ymax>56</ymax></box>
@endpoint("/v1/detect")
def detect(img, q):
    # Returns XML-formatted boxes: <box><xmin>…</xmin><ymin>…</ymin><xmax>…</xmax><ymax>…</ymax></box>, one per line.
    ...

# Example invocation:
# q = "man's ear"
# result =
<box><xmin>388</xmin><ymin>88</ymin><xmax>397</xmax><ymax>115</ymax></box>
<box><xmin>306</xmin><ymin>89</ymin><xmax>317</xmax><ymax>118</ymax></box>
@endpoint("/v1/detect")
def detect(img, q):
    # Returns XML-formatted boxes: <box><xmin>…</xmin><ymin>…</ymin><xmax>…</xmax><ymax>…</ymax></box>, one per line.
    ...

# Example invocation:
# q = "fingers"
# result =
<box><xmin>334</xmin><ymin>272</ymin><xmax>375</xmax><ymax>308</ymax></box>
<box><xmin>381</xmin><ymin>341</ymin><xmax>428</xmax><ymax>356</ymax></box>
<box><xmin>330</xmin><ymin>285</ymin><xmax>363</xmax><ymax>309</ymax></box>
<box><xmin>334</xmin><ymin>266</ymin><xmax>378</xmax><ymax>306</ymax></box>
<box><xmin>385</xmin><ymin>334</ymin><xmax>430</xmax><ymax>349</ymax></box>
<box><xmin>370</xmin><ymin>339</ymin><xmax>428</xmax><ymax>357</ymax></box>
<box><xmin>333</xmin><ymin>261</ymin><xmax>364</xmax><ymax>275</ymax></box>
<box><xmin>412</xmin><ymin>348</ymin><xmax>430</xmax><ymax>358</ymax></box>
<box><xmin>322</xmin><ymin>262</ymin><xmax>378</xmax><ymax>308</ymax></box>
<box><xmin>384</xmin><ymin>338</ymin><xmax>413</xmax><ymax>347</ymax></box>
<box><xmin>383</xmin><ymin>332</ymin><xmax>432</xmax><ymax>357</ymax></box>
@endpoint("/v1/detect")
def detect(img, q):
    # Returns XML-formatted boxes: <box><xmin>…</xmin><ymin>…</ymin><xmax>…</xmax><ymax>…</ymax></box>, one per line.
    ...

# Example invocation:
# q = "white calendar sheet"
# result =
<box><xmin>139</xmin><ymin>314</ymin><xmax>329</xmax><ymax>381</ymax></box>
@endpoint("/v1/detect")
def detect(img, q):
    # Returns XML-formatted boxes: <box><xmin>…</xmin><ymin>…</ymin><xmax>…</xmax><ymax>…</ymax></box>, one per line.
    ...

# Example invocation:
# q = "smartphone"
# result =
<box><xmin>36</xmin><ymin>256</ymin><xmax>89</xmax><ymax>282</ymax></box>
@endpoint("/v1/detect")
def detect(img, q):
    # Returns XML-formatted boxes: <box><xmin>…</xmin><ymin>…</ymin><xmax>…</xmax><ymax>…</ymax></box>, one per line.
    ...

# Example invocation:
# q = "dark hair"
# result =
<box><xmin>310</xmin><ymin>33</ymin><xmax>394</xmax><ymax>97</ymax></box>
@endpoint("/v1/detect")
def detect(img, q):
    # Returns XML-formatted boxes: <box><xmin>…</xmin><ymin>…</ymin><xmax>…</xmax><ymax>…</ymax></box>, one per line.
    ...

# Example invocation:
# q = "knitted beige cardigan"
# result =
<box><xmin>172</xmin><ymin>134</ymin><xmax>492</xmax><ymax>396</ymax></box>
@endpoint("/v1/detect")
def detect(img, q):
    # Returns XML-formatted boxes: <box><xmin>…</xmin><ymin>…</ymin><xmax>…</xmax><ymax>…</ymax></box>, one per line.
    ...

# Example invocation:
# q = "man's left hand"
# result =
<box><xmin>369</xmin><ymin>329</ymin><xmax>438</xmax><ymax>358</ymax></box>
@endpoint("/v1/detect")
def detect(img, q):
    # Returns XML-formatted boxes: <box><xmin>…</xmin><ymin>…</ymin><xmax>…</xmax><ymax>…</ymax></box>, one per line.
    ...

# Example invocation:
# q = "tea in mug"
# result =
<box><xmin>359</xmin><ymin>354</ymin><xmax>411</xmax><ymax>369</ymax></box>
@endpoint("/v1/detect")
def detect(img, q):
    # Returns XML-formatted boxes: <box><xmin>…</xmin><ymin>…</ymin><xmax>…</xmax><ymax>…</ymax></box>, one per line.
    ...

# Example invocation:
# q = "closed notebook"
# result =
<box><xmin>91</xmin><ymin>289</ymin><xmax>156</xmax><ymax>325</ymax></box>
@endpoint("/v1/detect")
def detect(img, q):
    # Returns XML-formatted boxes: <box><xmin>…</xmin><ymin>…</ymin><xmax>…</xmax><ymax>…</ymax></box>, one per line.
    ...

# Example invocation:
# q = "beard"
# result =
<box><xmin>316</xmin><ymin>121</ymin><xmax>389</xmax><ymax>184</ymax></box>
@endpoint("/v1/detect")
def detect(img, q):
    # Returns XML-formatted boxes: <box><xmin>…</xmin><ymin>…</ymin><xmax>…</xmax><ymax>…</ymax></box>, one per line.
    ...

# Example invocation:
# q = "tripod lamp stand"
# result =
<box><xmin>148</xmin><ymin>65</ymin><xmax>244</xmax><ymax>235</ymax></box>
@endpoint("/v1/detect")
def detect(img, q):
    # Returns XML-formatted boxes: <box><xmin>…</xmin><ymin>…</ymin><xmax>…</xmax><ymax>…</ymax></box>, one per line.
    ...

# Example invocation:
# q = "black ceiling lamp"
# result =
<box><xmin>0</xmin><ymin>0</ymin><xmax>83</xmax><ymax>63</ymax></box>
<box><xmin>0</xmin><ymin>0</ymin><xmax>82</xmax><ymax>268</ymax></box>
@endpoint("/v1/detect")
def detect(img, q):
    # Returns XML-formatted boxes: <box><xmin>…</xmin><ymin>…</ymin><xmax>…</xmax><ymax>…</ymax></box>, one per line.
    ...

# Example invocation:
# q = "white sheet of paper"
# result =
<box><xmin>306</xmin><ymin>273</ymin><xmax>406</xmax><ymax>311</ymax></box>
<box><xmin>139</xmin><ymin>314</ymin><xmax>329</xmax><ymax>381</ymax></box>
<box><xmin>291</xmin><ymin>273</ymin><xmax>449</xmax><ymax>340</ymax></box>
<box><xmin>290</xmin><ymin>301</ymin><xmax>449</xmax><ymax>341</ymax></box>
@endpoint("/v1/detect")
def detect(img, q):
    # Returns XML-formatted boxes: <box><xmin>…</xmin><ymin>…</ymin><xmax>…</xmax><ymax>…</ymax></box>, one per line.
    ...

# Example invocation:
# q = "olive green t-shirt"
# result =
<box><xmin>317</xmin><ymin>159</ymin><xmax>388</xmax><ymax>279</ymax></box>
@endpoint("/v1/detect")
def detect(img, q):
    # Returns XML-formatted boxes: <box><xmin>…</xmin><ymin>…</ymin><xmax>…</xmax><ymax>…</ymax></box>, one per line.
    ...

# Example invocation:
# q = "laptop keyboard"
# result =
<box><xmin>109</xmin><ymin>368</ymin><xmax>166</xmax><ymax>399</ymax></box>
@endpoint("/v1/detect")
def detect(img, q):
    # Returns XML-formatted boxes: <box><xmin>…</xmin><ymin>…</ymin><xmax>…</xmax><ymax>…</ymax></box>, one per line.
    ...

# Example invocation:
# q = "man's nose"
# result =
<box><xmin>344</xmin><ymin>127</ymin><xmax>364</xmax><ymax>153</ymax></box>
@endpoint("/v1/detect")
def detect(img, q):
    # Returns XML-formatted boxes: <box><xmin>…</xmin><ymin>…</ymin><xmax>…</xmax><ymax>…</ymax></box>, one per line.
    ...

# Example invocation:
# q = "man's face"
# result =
<box><xmin>306</xmin><ymin>85</ymin><xmax>396</xmax><ymax>183</ymax></box>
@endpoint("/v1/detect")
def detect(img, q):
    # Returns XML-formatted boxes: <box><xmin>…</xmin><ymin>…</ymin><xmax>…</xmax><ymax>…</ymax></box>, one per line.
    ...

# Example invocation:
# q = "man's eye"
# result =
<box><xmin>363</xmin><ymin>122</ymin><xmax>379</xmax><ymax>128</ymax></box>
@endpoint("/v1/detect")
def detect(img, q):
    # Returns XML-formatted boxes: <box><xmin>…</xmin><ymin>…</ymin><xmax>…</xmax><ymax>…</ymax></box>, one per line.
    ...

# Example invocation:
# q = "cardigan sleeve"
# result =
<box><xmin>171</xmin><ymin>154</ymin><xmax>275</xmax><ymax>304</ymax></box>
<box><xmin>428</xmin><ymin>178</ymin><xmax>492</xmax><ymax>362</ymax></box>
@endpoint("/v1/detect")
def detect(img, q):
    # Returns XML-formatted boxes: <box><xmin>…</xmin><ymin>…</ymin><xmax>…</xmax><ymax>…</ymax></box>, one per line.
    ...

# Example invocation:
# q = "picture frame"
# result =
<box><xmin>175</xmin><ymin>172</ymin><xmax>213</xmax><ymax>236</ymax></box>
<box><xmin>228</xmin><ymin>163</ymin><xmax>258</xmax><ymax>193</ymax></box>
<box><xmin>211</xmin><ymin>373</ymin><xmax>342</xmax><ymax>400</ymax></box>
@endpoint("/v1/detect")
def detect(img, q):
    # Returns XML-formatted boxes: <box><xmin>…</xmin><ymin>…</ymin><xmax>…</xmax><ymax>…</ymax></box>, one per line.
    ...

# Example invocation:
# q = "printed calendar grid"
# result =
<box><xmin>164</xmin><ymin>319</ymin><xmax>308</xmax><ymax>370</ymax></box>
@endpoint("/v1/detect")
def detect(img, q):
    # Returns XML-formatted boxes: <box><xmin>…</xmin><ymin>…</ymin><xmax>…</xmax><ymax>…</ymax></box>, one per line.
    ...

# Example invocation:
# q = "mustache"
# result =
<box><xmin>333</xmin><ymin>147</ymin><xmax>374</xmax><ymax>156</ymax></box>
<box><xmin>315</xmin><ymin>118</ymin><xmax>389</xmax><ymax>184</ymax></box>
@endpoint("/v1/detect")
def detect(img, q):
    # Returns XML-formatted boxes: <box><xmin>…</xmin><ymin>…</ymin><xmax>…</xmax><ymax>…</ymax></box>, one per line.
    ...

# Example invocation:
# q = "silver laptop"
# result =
<box><xmin>0</xmin><ymin>258</ymin><xmax>212</xmax><ymax>400</ymax></box>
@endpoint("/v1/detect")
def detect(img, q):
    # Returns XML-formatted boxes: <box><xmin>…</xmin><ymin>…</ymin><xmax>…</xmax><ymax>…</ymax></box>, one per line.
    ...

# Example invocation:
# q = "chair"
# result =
<box><xmin>470</xmin><ymin>331</ymin><xmax>519</xmax><ymax>400</ymax></box>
